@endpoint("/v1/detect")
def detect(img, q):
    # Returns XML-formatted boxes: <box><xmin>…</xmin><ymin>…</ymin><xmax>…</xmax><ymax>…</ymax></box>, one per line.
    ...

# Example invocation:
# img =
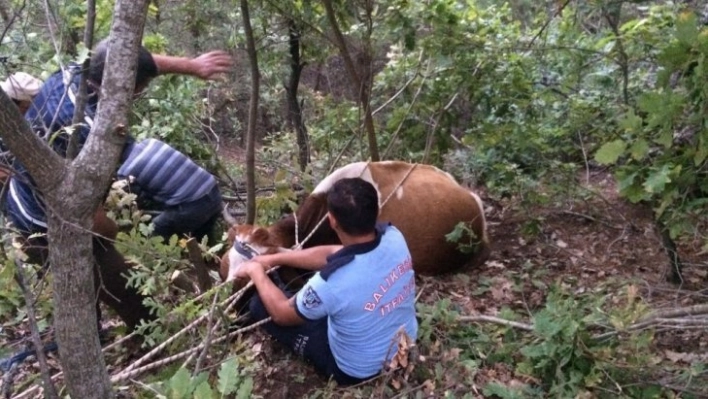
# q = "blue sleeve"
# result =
<box><xmin>295</xmin><ymin>273</ymin><xmax>332</xmax><ymax>321</ymax></box>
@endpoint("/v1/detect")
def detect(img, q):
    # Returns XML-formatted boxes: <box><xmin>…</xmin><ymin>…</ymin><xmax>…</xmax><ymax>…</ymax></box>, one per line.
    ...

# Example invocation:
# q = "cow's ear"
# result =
<box><xmin>251</xmin><ymin>227</ymin><xmax>271</xmax><ymax>243</ymax></box>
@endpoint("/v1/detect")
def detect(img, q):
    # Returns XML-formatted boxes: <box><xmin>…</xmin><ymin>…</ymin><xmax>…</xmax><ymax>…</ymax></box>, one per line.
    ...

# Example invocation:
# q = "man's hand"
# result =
<box><xmin>189</xmin><ymin>51</ymin><xmax>233</xmax><ymax>80</ymax></box>
<box><xmin>152</xmin><ymin>51</ymin><xmax>233</xmax><ymax>80</ymax></box>
<box><xmin>234</xmin><ymin>260</ymin><xmax>266</xmax><ymax>280</ymax></box>
<box><xmin>239</xmin><ymin>261</ymin><xmax>304</xmax><ymax>326</ymax></box>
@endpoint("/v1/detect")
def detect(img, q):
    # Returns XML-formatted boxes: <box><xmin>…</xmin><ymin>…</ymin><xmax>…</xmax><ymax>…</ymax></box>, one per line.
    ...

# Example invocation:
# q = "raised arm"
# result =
<box><xmin>152</xmin><ymin>50</ymin><xmax>233</xmax><ymax>80</ymax></box>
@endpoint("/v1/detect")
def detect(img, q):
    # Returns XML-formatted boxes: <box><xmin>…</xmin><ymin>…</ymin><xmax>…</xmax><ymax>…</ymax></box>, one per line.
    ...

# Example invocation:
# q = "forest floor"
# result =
<box><xmin>1</xmin><ymin>161</ymin><xmax>706</xmax><ymax>398</ymax></box>
<box><xmin>239</xmin><ymin>167</ymin><xmax>708</xmax><ymax>398</ymax></box>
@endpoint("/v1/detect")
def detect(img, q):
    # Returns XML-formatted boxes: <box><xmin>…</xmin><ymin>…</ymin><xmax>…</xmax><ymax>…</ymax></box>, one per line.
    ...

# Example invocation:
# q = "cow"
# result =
<box><xmin>221</xmin><ymin>161</ymin><xmax>491</xmax><ymax>282</ymax></box>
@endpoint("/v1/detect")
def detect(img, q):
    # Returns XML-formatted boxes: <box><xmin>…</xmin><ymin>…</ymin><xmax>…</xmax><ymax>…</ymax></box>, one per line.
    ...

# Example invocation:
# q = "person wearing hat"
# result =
<box><xmin>1</xmin><ymin>72</ymin><xmax>43</xmax><ymax>114</ymax></box>
<box><xmin>0</xmin><ymin>72</ymin><xmax>43</xmax><ymax>170</ymax></box>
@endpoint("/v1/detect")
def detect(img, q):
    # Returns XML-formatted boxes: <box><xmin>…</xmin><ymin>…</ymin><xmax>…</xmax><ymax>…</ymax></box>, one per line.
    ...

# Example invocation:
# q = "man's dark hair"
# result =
<box><xmin>326</xmin><ymin>178</ymin><xmax>379</xmax><ymax>236</ymax></box>
<box><xmin>88</xmin><ymin>39</ymin><xmax>158</xmax><ymax>89</ymax></box>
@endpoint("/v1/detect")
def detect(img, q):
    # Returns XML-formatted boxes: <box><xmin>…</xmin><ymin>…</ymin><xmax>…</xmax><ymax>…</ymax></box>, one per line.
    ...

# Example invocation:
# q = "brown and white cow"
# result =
<box><xmin>221</xmin><ymin>161</ymin><xmax>490</xmax><ymax>281</ymax></box>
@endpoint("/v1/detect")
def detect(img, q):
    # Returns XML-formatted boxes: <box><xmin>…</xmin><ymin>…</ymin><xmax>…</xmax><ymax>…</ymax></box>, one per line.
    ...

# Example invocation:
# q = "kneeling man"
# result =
<box><xmin>235</xmin><ymin>177</ymin><xmax>418</xmax><ymax>385</ymax></box>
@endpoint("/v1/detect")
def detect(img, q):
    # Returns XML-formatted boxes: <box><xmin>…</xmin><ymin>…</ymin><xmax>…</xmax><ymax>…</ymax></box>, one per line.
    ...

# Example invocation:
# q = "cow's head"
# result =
<box><xmin>220</xmin><ymin>224</ymin><xmax>287</xmax><ymax>282</ymax></box>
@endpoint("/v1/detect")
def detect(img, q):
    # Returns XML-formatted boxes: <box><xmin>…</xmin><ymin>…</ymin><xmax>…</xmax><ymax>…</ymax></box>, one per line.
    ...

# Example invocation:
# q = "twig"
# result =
<box><xmin>12</xmin><ymin>327</ymin><xmax>138</xmax><ymax>399</ymax></box>
<box><xmin>194</xmin><ymin>290</ymin><xmax>220</xmax><ymax>374</ymax></box>
<box><xmin>118</xmin><ymin>281</ymin><xmax>252</xmax><ymax>376</ymax></box>
<box><xmin>14</xmin><ymin>261</ymin><xmax>58</xmax><ymax>399</ymax></box>
<box><xmin>458</xmin><ymin>315</ymin><xmax>534</xmax><ymax>331</ymax></box>
<box><xmin>526</xmin><ymin>0</ymin><xmax>571</xmax><ymax>50</ymax></box>
<box><xmin>110</xmin><ymin>317</ymin><xmax>272</xmax><ymax>383</ymax></box>
<box><xmin>594</xmin><ymin>304</ymin><xmax>708</xmax><ymax>340</ymax></box>
<box><xmin>560</xmin><ymin>210</ymin><xmax>622</xmax><ymax>230</ymax></box>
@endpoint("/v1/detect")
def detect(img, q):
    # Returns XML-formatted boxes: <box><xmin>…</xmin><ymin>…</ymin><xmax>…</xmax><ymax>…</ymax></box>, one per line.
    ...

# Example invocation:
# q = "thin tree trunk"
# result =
<box><xmin>48</xmin><ymin>212</ymin><xmax>109</xmax><ymax>398</ymax></box>
<box><xmin>285</xmin><ymin>19</ymin><xmax>310</xmax><ymax>172</ymax></box>
<box><xmin>321</xmin><ymin>0</ymin><xmax>379</xmax><ymax>161</ymax></box>
<box><xmin>15</xmin><ymin>263</ymin><xmax>59</xmax><ymax>399</ymax></box>
<box><xmin>0</xmin><ymin>0</ymin><xmax>12</xmax><ymax>25</ymax></box>
<box><xmin>241</xmin><ymin>0</ymin><xmax>259</xmax><ymax>224</ymax></box>
<box><xmin>51</xmin><ymin>0</ymin><xmax>150</xmax><ymax>392</ymax></box>
<box><xmin>603</xmin><ymin>2</ymin><xmax>629</xmax><ymax>105</ymax></box>
<box><xmin>67</xmin><ymin>0</ymin><xmax>97</xmax><ymax>159</ymax></box>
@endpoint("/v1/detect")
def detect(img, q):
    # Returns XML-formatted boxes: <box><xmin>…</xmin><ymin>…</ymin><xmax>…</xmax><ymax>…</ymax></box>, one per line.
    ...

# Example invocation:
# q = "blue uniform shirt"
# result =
<box><xmin>295</xmin><ymin>224</ymin><xmax>418</xmax><ymax>378</ymax></box>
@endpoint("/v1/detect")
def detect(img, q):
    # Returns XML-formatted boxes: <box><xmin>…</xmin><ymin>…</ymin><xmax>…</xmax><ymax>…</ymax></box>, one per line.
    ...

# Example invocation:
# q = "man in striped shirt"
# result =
<box><xmin>117</xmin><ymin>138</ymin><xmax>222</xmax><ymax>245</ymax></box>
<box><xmin>3</xmin><ymin>39</ymin><xmax>232</xmax><ymax>331</ymax></box>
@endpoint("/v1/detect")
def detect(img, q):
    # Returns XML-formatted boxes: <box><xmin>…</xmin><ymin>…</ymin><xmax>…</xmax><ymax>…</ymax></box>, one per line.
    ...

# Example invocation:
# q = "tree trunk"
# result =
<box><xmin>0</xmin><ymin>0</ymin><xmax>12</xmax><ymax>25</ymax></box>
<box><xmin>241</xmin><ymin>0</ymin><xmax>259</xmax><ymax>224</ymax></box>
<box><xmin>67</xmin><ymin>0</ymin><xmax>97</xmax><ymax>159</ymax></box>
<box><xmin>321</xmin><ymin>0</ymin><xmax>379</xmax><ymax>161</ymax></box>
<box><xmin>48</xmin><ymin>210</ymin><xmax>110</xmax><ymax>397</ymax></box>
<box><xmin>285</xmin><ymin>19</ymin><xmax>310</xmax><ymax>172</ymax></box>
<box><xmin>0</xmin><ymin>0</ymin><xmax>150</xmax><ymax>397</ymax></box>
<box><xmin>53</xmin><ymin>0</ymin><xmax>150</xmax><ymax>394</ymax></box>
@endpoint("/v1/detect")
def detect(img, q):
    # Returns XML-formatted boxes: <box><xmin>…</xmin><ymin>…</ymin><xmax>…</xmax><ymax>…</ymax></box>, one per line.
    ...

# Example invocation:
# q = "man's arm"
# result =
<box><xmin>239</xmin><ymin>261</ymin><xmax>304</xmax><ymax>326</ymax></box>
<box><xmin>252</xmin><ymin>245</ymin><xmax>343</xmax><ymax>271</ymax></box>
<box><xmin>152</xmin><ymin>51</ymin><xmax>233</xmax><ymax>80</ymax></box>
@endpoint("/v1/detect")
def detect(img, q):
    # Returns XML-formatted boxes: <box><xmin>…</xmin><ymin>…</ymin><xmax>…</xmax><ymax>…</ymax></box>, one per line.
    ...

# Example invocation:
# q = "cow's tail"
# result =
<box><xmin>468</xmin><ymin>191</ymin><xmax>491</xmax><ymax>268</ymax></box>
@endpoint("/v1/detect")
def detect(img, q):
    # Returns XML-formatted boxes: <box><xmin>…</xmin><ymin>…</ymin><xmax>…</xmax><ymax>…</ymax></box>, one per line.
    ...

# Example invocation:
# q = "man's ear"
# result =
<box><xmin>327</xmin><ymin>212</ymin><xmax>338</xmax><ymax>231</ymax></box>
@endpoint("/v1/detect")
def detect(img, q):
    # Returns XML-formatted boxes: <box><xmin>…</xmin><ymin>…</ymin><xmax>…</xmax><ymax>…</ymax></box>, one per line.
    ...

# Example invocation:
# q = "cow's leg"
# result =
<box><xmin>92</xmin><ymin>237</ymin><xmax>153</xmax><ymax>331</ymax></box>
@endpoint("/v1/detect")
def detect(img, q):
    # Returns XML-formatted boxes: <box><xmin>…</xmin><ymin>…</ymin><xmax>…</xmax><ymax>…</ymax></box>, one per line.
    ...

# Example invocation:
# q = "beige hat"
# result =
<box><xmin>1</xmin><ymin>72</ymin><xmax>43</xmax><ymax>101</ymax></box>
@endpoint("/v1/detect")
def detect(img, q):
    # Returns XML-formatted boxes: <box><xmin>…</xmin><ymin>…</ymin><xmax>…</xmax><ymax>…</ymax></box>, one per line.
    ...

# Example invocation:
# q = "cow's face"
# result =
<box><xmin>220</xmin><ymin>225</ymin><xmax>281</xmax><ymax>281</ymax></box>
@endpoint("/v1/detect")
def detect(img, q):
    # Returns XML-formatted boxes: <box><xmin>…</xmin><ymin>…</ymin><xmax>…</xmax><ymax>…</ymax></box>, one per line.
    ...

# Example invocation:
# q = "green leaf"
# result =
<box><xmin>616</xmin><ymin>169</ymin><xmax>648</xmax><ymax>203</ymax></box>
<box><xmin>629</xmin><ymin>139</ymin><xmax>650</xmax><ymax>161</ymax></box>
<box><xmin>236</xmin><ymin>377</ymin><xmax>254</xmax><ymax>399</ymax></box>
<box><xmin>594</xmin><ymin>140</ymin><xmax>627</xmax><ymax>165</ymax></box>
<box><xmin>167</xmin><ymin>368</ymin><xmax>194</xmax><ymax>398</ymax></box>
<box><xmin>675</xmin><ymin>12</ymin><xmax>698</xmax><ymax>46</ymax></box>
<box><xmin>656</xmin><ymin>129</ymin><xmax>673</xmax><ymax>148</ymax></box>
<box><xmin>217</xmin><ymin>357</ymin><xmax>240</xmax><ymax>396</ymax></box>
<box><xmin>193</xmin><ymin>381</ymin><xmax>215</xmax><ymax>399</ymax></box>
<box><xmin>643</xmin><ymin>165</ymin><xmax>673</xmax><ymax>194</ymax></box>
<box><xmin>618</xmin><ymin>110</ymin><xmax>643</xmax><ymax>133</ymax></box>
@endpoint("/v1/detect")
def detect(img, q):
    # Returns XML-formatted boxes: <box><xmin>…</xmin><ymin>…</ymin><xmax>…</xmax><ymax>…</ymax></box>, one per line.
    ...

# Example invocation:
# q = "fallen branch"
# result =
<box><xmin>194</xmin><ymin>290</ymin><xmax>220</xmax><ymax>374</ymax></box>
<box><xmin>110</xmin><ymin>316</ymin><xmax>271</xmax><ymax>383</ymax></box>
<box><xmin>458</xmin><ymin>315</ymin><xmax>534</xmax><ymax>331</ymax></box>
<box><xmin>458</xmin><ymin>303</ymin><xmax>708</xmax><ymax>339</ymax></box>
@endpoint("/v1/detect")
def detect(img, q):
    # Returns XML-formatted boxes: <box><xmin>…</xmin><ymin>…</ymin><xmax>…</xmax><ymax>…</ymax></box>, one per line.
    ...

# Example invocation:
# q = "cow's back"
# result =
<box><xmin>318</xmin><ymin>161</ymin><xmax>490</xmax><ymax>275</ymax></box>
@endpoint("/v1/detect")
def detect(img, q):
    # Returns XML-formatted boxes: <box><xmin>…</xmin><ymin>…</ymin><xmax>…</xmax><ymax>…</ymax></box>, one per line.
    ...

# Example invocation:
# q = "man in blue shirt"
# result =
<box><xmin>4</xmin><ymin>39</ymin><xmax>232</xmax><ymax>330</ymax></box>
<box><xmin>117</xmin><ymin>138</ymin><xmax>222</xmax><ymax>244</ymax></box>
<box><xmin>235</xmin><ymin>178</ymin><xmax>418</xmax><ymax>385</ymax></box>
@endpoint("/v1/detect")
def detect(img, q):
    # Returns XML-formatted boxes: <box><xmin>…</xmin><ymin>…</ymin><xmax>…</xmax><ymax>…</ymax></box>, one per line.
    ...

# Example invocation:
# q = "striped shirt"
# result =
<box><xmin>5</xmin><ymin>64</ymin><xmax>99</xmax><ymax>232</ymax></box>
<box><xmin>118</xmin><ymin>139</ymin><xmax>217</xmax><ymax>206</ymax></box>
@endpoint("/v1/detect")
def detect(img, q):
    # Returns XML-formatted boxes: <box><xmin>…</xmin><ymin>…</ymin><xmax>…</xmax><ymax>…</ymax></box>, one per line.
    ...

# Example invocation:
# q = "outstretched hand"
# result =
<box><xmin>190</xmin><ymin>50</ymin><xmax>233</xmax><ymax>80</ymax></box>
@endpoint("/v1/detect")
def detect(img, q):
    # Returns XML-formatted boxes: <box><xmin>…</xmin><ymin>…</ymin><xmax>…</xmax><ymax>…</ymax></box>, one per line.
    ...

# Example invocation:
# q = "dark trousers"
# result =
<box><xmin>19</xmin><ymin>235</ymin><xmax>153</xmax><ymax>332</ymax></box>
<box><xmin>152</xmin><ymin>185</ymin><xmax>222</xmax><ymax>245</ymax></box>
<box><xmin>248</xmin><ymin>277</ymin><xmax>375</xmax><ymax>385</ymax></box>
